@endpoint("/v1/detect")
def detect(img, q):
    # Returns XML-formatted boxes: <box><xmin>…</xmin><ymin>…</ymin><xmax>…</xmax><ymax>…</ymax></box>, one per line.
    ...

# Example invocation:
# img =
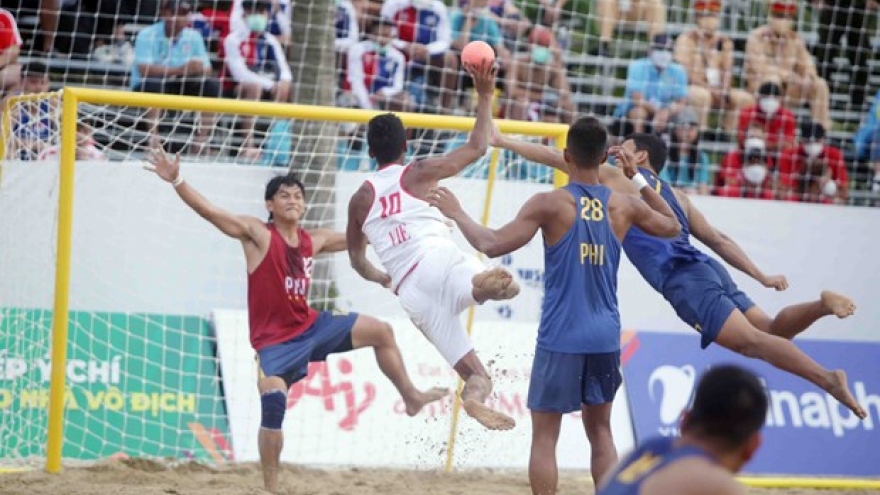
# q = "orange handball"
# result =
<box><xmin>461</xmin><ymin>40</ymin><xmax>495</xmax><ymax>69</ymax></box>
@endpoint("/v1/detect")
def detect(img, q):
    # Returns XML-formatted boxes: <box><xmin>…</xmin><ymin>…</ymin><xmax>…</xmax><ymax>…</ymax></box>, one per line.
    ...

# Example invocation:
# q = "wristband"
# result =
<box><xmin>172</xmin><ymin>175</ymin><xmax>185</xmax><ymax>188</ymax></box>
<box><xmin>632</xmin><ymin>173</ymin><xmax>649</xmax><ymax>190</ymax></box>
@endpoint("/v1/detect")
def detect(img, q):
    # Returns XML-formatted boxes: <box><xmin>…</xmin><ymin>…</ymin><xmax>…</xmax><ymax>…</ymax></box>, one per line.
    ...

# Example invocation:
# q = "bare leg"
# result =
<box><xmin>529</xmin><ymin>411</ymin><xmax>562</xmax><ymax>495</ymax></box>
<box><xmin>582</xmin><ymin>402</ymin><xmax>617</xmax><ymax>487</ymax></box>
<box><xmin>472</xmin><ymin>267</ymin><xmax>520</xmax><ymax>303</ymax></box>
<box><xmin>39</xmin><ymin>0</ymin><xmax>60</xmax><ymax>52</ymax></box>
<box><xmin>454</xmin><ymin>351</ymin><xmax>515</xmax><ymax>430</ymax></box>
<box><xmin>745</xmin><ymin>291</ymin><xmax>856</xmax><ymax>339</ymax></box>
<box><xmin>257</xmin><ymin>376</ymin><xmax>287</xmax><ymax>494</ymax></box>
<box><xmin>714</xmin><ymin>310</ymin><xmax>866</xmax><ymax>418</ymax></box>
<box><xmin>351</xmin><ymin>315</ymin><xmax>447</xmax><ymax>415</ymax></box>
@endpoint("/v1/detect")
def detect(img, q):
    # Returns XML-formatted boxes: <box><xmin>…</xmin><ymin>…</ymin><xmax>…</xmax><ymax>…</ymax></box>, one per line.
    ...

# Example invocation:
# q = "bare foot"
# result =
<box><xmin>473</xmin><ymin>268</ymin><xmax>520</xmax><ymax>301</ymax></box>
<box><xmin>821</xmin><ymin>291</ymin><xmax>856</xmax><ymax>319</ymax></box>
<box><xmin>404</xmin><ymin>387</ymin><xmax>449</xmax><ymax>416</ymax></box>
<box><xmin>827</xmin><ymin>369</ymin><xmax>866</xmax><ymax>419</ymax></box>
<box><xmin>463</xmin><ymin>399</ymin><xmax>516</xmax><ymax>431</ymax></box>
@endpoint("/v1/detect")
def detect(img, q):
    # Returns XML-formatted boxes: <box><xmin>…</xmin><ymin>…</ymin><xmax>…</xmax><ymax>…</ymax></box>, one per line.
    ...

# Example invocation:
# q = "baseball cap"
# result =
<box><xmin>758</xmin><ymin>81</ymin><xmax>782</xmax><ymax>96</ymax></box>
<box><xmin>800</xmin><ymin>121</ymin><xmax>826</xmax><ymax>141</ymax></box>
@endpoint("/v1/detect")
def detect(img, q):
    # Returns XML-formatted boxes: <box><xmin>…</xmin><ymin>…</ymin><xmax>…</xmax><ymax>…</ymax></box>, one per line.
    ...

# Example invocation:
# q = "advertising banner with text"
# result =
<box><xmin>623</xmin><ymin>332</ymin><xmax>880</xmax><ymax>477</ymax></box>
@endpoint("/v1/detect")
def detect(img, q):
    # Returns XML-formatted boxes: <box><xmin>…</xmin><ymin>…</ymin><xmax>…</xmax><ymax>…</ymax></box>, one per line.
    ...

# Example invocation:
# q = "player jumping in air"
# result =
<box><xmin>144</xmin><ymin>156</ymin><xmax>446</xmax><ymax>494</ymax></box>
<box><xmin>491</xmin><ymin>131</ymin><xmax>866</xmax><ymax>419</ymax></box>
<box><xmin>429</xmin><ymin>117</ymin><xmax>681</xmax><ymax>494</ymax></box>
<box><xmin>598</xmin><ymin>365</ymin><xmax>768</xmax><ymax>495</ymax></box>
<box><xmin>346</xmin><ymin>62</ymin><xmax>521</xmax><ymax>431</ymax></box>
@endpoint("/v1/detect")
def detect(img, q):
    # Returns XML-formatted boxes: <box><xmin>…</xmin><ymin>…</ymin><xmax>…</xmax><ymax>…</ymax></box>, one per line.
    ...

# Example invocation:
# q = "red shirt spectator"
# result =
<box><xmin>737</xmin><ymin>81</ymin><xmax>796</xmax><ymax>157</ymax></box>
<box><xmin>715</xmin><ymin>137</ymin><xmax>776</xmax><ymax>200</ymax></box>
<box><xmin>777</xmin><ymin>122</ymin><xmax>848</xmax><ymax>204</ymax></box>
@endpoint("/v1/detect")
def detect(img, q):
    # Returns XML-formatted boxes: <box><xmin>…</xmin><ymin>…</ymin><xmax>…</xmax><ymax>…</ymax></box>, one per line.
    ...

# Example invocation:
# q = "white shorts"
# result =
<box><xmin>397</xmin><ymin>246</ymin><xmax>485</xmax><ymax>366</ymax></box>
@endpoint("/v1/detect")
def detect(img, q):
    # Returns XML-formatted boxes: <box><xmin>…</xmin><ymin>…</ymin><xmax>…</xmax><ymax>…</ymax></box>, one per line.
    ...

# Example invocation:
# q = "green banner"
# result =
<box><xmin>0</xmin><ymin>308</ymin><xmax>232</xmax><ymax>462</ymax></box>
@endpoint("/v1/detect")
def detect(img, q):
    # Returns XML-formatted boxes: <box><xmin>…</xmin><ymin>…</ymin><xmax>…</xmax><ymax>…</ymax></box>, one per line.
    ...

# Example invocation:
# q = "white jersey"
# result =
<box><xmin>362</xmin><ymin>164</ymin><xmax>457</xmax><ymax>291</ymax></box>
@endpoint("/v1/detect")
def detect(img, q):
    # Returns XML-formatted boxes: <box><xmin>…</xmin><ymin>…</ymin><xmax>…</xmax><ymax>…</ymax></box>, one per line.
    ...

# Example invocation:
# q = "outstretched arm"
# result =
<box><xmin>144</xmin><ymin>149</ymin><xmax>264</xmax><ymax>242</ymax></box>
<box><xmin>491</xmin><ymin>127</ymin><xmax>569</xmax><ymax>174</ymax></box>
<box><xmin>346</xmin><ymin>185</ymin><xmax>392</xmax><ymax>288</ymax></box>
<box><xmin>681</xmin><ymin>191</ymin><xmax>788</xmax><ymax>291</ymax></box>
<box><xmin>407</xmin><ymin>61</ymin><xmax>496</xmax><ymax>184</ymax></box>
<box><xmin>429</xmin><ymin>186</ymin><xmax>545</xmax><ymax>258</ymax></box>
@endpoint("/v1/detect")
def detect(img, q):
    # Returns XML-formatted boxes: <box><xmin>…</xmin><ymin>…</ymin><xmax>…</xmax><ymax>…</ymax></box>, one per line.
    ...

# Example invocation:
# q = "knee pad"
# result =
<box><xmin>260</xmin><ymin>390</ymin><xmax>287</xmax><ymax>430</ymax></box>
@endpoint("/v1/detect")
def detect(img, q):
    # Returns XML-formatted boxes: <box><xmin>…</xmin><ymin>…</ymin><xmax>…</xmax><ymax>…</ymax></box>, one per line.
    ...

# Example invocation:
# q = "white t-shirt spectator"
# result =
<box><xmin>346</xmin><ymin>40</ymin><xmax>406</xmax><ymax>109</ymax></box>
<box><xmin>229</xmin><ymin>0</ymin><xmax>291</xmax><ymax>38</ymax></box>
<box><xmin>335</xmin><ymin>0</ymin><xmax>359</xmax><ymax>53</ymax></box>
<box><xmin>223</xmin><ymin>30</ymin><xmax>292</xmax><ymax>90</ymax></box>
<box><xmin>381</xmin><ymin>0</ymin><xmax>451</xmax><ymax>57</ymax></box>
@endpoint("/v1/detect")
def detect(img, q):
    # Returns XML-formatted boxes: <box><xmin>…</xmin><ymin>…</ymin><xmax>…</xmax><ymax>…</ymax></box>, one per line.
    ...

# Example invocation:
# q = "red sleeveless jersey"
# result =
<box><xmin>247</xmin><ymin>224</ymin><xmax>319</xmax><ymax>351</ymax></box>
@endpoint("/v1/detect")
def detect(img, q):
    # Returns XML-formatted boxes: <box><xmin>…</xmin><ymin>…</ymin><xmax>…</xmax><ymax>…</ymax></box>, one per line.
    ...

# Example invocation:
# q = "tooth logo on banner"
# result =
<box><xmin>648</xmin><ymin>365</ymin><xmax>696</xmax><ymax>427</ymax></box>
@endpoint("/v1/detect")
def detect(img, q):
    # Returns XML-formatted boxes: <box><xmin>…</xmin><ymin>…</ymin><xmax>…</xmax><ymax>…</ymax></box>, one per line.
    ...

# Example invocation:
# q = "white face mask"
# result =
<box><xmin>759</xmin><ymin>97</ymin><xmax>780</xmax><ymax>115</ymax></box>
<box><xmin>650</xmin><ymin>50</ymin><xmax>673</xmax><ymax>69</ymax></box>
<box><xmin>822</xmin><ymin>179</ymin><xmax>838</xmax><ymax>197</ymax></box>
<box><xmin>743</xmin><ymin>164</ymin><xmax>768</xmax><ymax>185</ymax></box>
<box><xmin>804</xmin><ymin>142</ymin><xmax>824</xmax><ymax>158</ymax></box>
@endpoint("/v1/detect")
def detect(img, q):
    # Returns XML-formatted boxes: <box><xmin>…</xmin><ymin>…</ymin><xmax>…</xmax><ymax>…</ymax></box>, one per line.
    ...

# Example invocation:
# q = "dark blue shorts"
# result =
<box><xmin>257</xmin><ymin>311</ymin><xmax>359</xmax><ymax>387</ymax></box>
<box><xmin>662</xmin><ymin>257</ymin><xmax>755</xmax><ymax>349</ymax></box>
<box><xmin>527</xmin><ymin>348</ymin><xmax>622</xmax><ymax>413</ymax></box>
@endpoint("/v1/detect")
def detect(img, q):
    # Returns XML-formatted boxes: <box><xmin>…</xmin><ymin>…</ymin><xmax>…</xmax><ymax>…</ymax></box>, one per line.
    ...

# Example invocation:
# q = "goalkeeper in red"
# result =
<box><xmin>145</xmin><ymin>153</ymin><xmax>446</xmax><ymax>494</ymax></box>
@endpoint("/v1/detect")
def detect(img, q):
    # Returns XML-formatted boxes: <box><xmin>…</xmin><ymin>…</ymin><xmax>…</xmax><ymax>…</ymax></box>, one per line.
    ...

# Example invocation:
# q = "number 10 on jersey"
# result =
<box><xmin>380</xmin><ymin>192</ymin><xmax>402</xmax><ymax>218</ymax></box>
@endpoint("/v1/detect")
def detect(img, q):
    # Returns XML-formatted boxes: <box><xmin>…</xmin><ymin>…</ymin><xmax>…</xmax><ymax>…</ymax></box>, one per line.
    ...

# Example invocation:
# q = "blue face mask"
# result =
<box><xmin>246</xmin><ymin>14</ymin><xmax>269</xmax><ymax>33</ymax></box>
<box><xmin>531</xmin><ymin>46</ymin><xmax>551</xmax><ymax>64</ymax></box>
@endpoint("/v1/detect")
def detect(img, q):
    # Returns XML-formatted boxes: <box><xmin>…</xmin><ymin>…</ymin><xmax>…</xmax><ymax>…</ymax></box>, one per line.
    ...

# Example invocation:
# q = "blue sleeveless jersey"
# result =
<box><xmin>599</xmin><ymin>436</ymin><xmax>714</xmax><ymax>495</ymax></box>
<box><xmin>622</xmin><ymin>167</ymin><xmax>708</xmax><ymax>292</ymax></box>
<box><xmin>538</xmin><ymin>183</ymin><xmax>621</xmax><ymax>354</ymax></box>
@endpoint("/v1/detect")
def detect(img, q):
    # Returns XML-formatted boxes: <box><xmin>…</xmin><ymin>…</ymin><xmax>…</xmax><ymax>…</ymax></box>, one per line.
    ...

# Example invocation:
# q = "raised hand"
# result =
<box><xmin>427</xmin><ymin>186</ymin><xmax>465</xmax><ymax>220</ymax></box>
<box><xmin>608</xmin><ymin>145</ymin><xmax>639</xmax><ymax>179</ymax></box>
<box><xmin>143</xmin><ymin>147</ymin><xmax>181</xmax><ymax>184</ymax></box>
<box><xmin>464</xmin><ymin>58</ymin><xmax>498</xmax><ymax>97</ymax></box>
<box><xmin>761</xmin><ymin>274</ymin><xmax>789</xmax><ymax>291</ymax></box>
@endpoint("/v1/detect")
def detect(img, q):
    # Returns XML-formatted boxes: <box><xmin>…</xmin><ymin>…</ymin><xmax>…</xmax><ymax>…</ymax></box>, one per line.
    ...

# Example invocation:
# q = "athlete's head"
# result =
<box><xmin>680</xmin><ymin>365</ymin><xmax>768</xmax><ymax>472</ymax></box>
<box><xmin>564</xmin><ymin>116</ymin><xmax>608</xmax><ymax>169</ymax></box>
<box><xmin>367</xmin><ymin>113</ymin><xmax>407</xmax><ymax>166</ymax></box>
<box><xmin>264</xmin><ymin>174</ymin><xmax>307</xmax><ymax>223</ymax></box>
<box><xmin>622</xmin><ymin>133</ymin><xmax>667</xmax><ymax>173</ymax></box>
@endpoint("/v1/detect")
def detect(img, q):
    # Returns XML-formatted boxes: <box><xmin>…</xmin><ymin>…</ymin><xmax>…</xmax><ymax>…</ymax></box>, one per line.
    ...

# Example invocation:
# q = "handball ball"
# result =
<box><xmin>461</xmin><ymin>41</ymin><xmax>495</xmax><ymax>68</ymax></box>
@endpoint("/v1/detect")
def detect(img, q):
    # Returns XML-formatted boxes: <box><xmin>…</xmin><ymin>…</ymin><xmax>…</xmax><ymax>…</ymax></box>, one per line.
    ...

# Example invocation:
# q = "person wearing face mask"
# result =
<box><xmin>778</xmin><ymin>122</ymin><xmax>849</xmax><ymax>204</ymax></box>
<box><xmin>673</xmin><ymin>0</ymin><xmax>754</xmax><ymax>137</ymax></box>
<box><xmin>229</xmin><ymin>0</ymin><xmax>291</xmax><ymax>46</ymax></box>
<box><xmin>346</xmin><ymin>19</ymin><xmax>411</xmax><ymax>112</ymax></box>
<box><xmin>615</xmin><ymin>33</ymin><xmax>688</xmax><ymax>135</ymax></box>
<box><xmin>744</xmin><ymin>0</ymin><xmax>831</xmax><ymax>130</ymax></box>
<box><xmin>503</xmin><ymin>26</ymin><xmax>574</xmax><ymax>122</ymax></box>
<box><xmin>737</xmin><ymin>81</ymin><xmax>796</xmax><ymax>161</ymax></box>
<box><xmin>222</xmin><ymin>0</ymin><xmax>293</xmax><ymax>159</ymax></box>
<box><xmin>717</xmin><ymin>129</ymin><xmax>776</xmax><ymax>200</ymax></box>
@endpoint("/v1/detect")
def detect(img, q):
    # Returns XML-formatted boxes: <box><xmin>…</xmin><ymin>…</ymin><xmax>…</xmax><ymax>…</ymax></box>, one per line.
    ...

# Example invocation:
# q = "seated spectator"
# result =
<box><xmin>382</xmin><ymin>0</ymin><xmax>458</xmax><ymax>110</ymax></box>
<box><xmin>592</xmin><ymin>0</ymin><xmax>666</xmax><ymax>57</ymax></box>
<box><xmin>503</xmin><ymin>26</ymin><xmax>573</xmax><ymax>122</ymax></box>
<box><xmin>336</xmin><ymin>0</ymin><xmax>360</xmax><ymax>54</ymax></box>
<box><xmin>716</xmin><ymin>126</ymin><xmax>776</xmax><ymax>200</ymax></box>
<box><xmin>230</xmin><ymin>0</ymin><xmax>290</xmax><ymax>45</ymax></box>
<box><xmin>737</xmin><ymin>81</ymin><xmax>796</xmax><ymax>163</ymax></box>
<box><xmin>8</xmin><ymin>61</ymin><xmax>54</xmax><ymax>160</ymax></box>
<box><xmin>459</xmin><ymin>0</ymin><xmax>530</xmax><ymax>49</ymax></box>
<box><xmin>222</xmin><ymin>0</ymin><xmax>292</xmax><ymax>158</ymax></box>
<box><xmin>449</xmin><ymin>0</ymin><xmax>510</xmax><ymax>109</ymax></box>
<box><xmin>744</xmin><ymin>0</ymin><xmax>830</xmax><ymax>130</ymax></box>
<box><xmin>615</xmin><ymin>33</ymin><xmax>688</xmax><ymax>135</ymax></box>
<box><xmin>38</xmin><ymin>122</ymin><xmax>107</xmax><ymax>161</ymax></box>
<box><xmin>777</xmin><ymin>122</ymin><xmax>848</xmax><ymax>204</ymax></box>
<box><xmin>853</xmin><ymin>88</ymin><xmax>880</xmax><ymax>192</ymax></box>
<box><xmin>0</xmin><ymin>7</ymin><xmax>21</xmax><ymax>95</ymax></box>
<box><xmin>346</xmin><ymin>19</ymin><xmax>410</xmax><ymax>112</ymax></box>
<box><xmin>132</xmin><ymin>0</ymin><xmax>221</xmax><ymax>152</ymax></box>
<box><xmin>673</xmin><ymin>0</ymin><xmax>753</xmax><ymax>137</ymax></box>
<box><xmin>660</xmin><ymin>107</ymin><xmax>711</xmax><ymax>194</ymax></box>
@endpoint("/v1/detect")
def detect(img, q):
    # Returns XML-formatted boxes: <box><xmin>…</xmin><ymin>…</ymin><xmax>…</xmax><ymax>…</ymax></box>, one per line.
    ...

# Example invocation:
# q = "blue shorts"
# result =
<box><xmin>257</xmin><ymin>311</ymin><xmax>359</xmax><ymax>387</ymax></box>
<box><xmin>662</xmin><ymin>257</ymin><xmax>755</xmax><ymax>349</ymax></box>
<box><xmin>527</xmin><ymin>348</ymin><xmax>622</xmax><ymax>413</ymax></box>
<box><xmin>870</xmin><ymin>129</ymin><xmax>880</xmax><ymax>161</ymax></box>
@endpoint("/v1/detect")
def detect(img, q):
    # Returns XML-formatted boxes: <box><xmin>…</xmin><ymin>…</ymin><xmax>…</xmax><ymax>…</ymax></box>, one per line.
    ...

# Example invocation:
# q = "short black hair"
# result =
<box><xmin>627</xmin><ymin>133</ymin><xmax>668</xmax><ymax>173</ymax></box>
<box><xmin>758</xmin><ymin>81</ymin><xmax>782</xmax><ymax>96</ymax></box>
<box><xmin>685</xmin><ymin>365</ymin><xmax>768</xmax><ymax>450</ymax></box>
<box><xmin>22</xmin><ymin>61</ymin><xmax>49</xmax><ymax>78</ymax></box>
<box><xmin>367</xmin><ymin>113</ymin><xmax>407</xmax><ymax>165</ymax></box>
<box><xmin>243</xmin><ymin>0</ymin><xmax>271</xmax><ymax>11</ymax></box>
<box><xmin>565</xmin><ymin>116</ymin><xmax>608</xmax><ymax>168</ymax></box>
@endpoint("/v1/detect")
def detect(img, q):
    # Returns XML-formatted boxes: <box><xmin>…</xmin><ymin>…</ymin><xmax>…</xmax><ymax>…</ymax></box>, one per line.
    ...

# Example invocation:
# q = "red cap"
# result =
<box><xmin>769</xmin><ymin>1</ymin><xmax>797</xmax><ymax>16</ymax></box>
<box><xmin>693</xmin><ymin>0</ymin><xmax>722</xmax><ymax>13</ymax></box>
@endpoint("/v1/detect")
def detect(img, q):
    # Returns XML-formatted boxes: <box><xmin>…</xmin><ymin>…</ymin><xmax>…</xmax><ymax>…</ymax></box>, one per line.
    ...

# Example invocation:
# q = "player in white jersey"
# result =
<box><xmin>346</xmin><ymin>61</ymin><xmax>519</xmax><ymax>431</ymax></box>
